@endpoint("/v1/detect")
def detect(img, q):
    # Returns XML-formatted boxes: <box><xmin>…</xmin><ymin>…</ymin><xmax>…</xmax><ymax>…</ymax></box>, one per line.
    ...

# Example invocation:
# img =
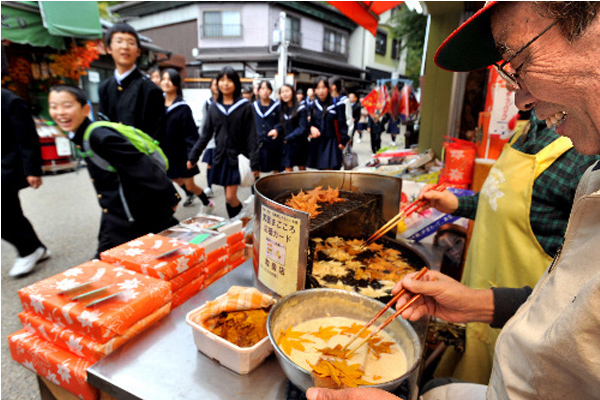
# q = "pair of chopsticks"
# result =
<box><xmin>362</xmin><ymin>182</ymin><xmax>449</xmax><ymax>247</ymax></box>
<box><xmin>341</xmin><ymin>267</ymin><xmax>429</xmax><ymax>357</ymax></box>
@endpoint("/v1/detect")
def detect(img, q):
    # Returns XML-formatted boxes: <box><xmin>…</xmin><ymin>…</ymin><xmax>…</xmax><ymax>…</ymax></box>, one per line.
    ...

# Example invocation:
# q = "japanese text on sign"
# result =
<box><xmin>258</xmin><ymin>206</ymin><xmax>301</xmax><ymax>296</ymax></box>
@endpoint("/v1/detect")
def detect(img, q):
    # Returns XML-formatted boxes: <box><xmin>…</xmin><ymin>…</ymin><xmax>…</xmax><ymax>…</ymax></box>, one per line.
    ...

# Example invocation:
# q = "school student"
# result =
<box><xmin>200</xmin><ymin>78</ymin><xmax>219</xmax><ymax>199</ymax></box>
<box><xmin>278</xmin><ymin>84</ymin><xmax>309</xmax><ymax>172</ymax></box>
<box><xmin>188</xmin><ymin>67</ymin><xmax>259</xmax><ymax>218</ymax></box>
<box><xmin>161</xmin><ymin>69</ymin><xmax>213</xmax><ymax>212</ymax></box>
<box><xmin>98</xmin><ymin>23</ymin><xmax>165</xmax><ymax>142</ymax></box>
<box><xmin>253</xmin><ymin>80</ymin><xmax>282</xmax><ymax>174</ymax></box>
<box><xmin>49</xmin><ymin>84</ymin><xmax>179</xmax><ymax>257</ymax></box>
<box><xmin>306</xmin><ymin>76</ymin><xmax>349</xmax><ymax>170</ymax></box>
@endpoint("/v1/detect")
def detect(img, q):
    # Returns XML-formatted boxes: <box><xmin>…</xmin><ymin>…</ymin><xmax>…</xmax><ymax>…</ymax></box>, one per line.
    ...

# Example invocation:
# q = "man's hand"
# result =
<box><xmin>26</xmin><ymin>176</ymin><xmax>42</xmax><ymax>189</ymax></box>
<box><xmin>392</xmin><ymin>270</ymin><xmax>495</xmax><ymax>324</ymax></box>
<box><xmin>186</xmin><ymin>161</ymin><xmax>196</xmax><ymax>170</ymax></box>
<box><xmin>306</xmin><ymin>387</ymin><xmax>401</xmax><ymax>400</ymax></box>
<box><xmin>267</xmin><ymin>129</ymin><xmax>278</xmax><ymax>139</ymax></box>
<box><xmin>418</xmin><ymin>185</ymin><xmax>459</xmax><ymax>214</ymax></box>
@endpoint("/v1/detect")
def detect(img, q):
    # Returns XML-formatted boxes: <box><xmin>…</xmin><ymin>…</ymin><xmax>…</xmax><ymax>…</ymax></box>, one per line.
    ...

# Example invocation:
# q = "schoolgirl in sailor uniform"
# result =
<box><xmin>188</xmin><ymin>67</ymin><xmax>259</xmax><ymax>218</ymax></box>
<box><xmin>278</xmin><ymin>84</ymin><xmax>309</xmax><ymax>171</ymax></box>
<box><xmin>253</xmin><ymin>80</ymin><xmax>282</xmax><ymax>173</ymax></box>
<box><xmin>306</xmin><ymin>76</ymin><xmax>349</xmax><ymax>170</ymax></box>
<box><xmin>161</xmin><ymin>69</ymin><xmax>213</xmax><ymax>210</ymax></box>
<box><xmin>200</xmin><ymin>78</ymin><xmax>219</xmax><ymax>197</ymax></box>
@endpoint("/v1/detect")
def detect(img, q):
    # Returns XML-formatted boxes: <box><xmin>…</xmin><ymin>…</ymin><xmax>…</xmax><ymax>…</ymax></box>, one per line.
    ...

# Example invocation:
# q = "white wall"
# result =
<box><xmin>198</xmin><ymin>3</ymin><xmax>270</xmax><ymax>48</ymax></box>
<box><xmin>127</xmin><ymin>4</ymin><xmax>199</xmax><ymax>31</ymax></box>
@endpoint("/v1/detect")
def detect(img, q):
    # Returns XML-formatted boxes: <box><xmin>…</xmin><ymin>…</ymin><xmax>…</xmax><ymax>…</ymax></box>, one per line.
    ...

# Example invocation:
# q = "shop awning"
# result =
<box><xmin>39</xmin><ymin>1</ymin><xmax>102</xmax><ymax>39</ymax></box>
<box><xmin>1</xmin><ymin>1</ymin><xmax>101</xmax><ymax>50</ymax></box>
<box><xmin>326</xmin><ymin>1</ymin><xmax>404</xmax><ymax>36</ymax></box>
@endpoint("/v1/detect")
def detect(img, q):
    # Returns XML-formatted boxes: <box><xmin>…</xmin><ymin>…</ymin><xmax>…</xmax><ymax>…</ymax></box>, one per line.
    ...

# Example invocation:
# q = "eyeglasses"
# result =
<box><xmin>493</xmin><ymin>20</ymin><xmax>559</xmax><ymax>90</ymax></box>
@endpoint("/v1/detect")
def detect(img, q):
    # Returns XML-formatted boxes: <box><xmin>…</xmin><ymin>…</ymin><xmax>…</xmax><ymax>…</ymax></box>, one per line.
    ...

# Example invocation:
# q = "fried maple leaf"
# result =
<box><xmin>318</xmin><ymin>344</ymin><xmax>349</xmax><ymax>359</ymax></box>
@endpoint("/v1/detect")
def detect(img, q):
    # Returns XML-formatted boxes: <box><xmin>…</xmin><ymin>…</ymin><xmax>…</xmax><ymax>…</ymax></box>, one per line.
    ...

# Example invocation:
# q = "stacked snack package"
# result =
<box><xmin>163</xmin><ymin>215</ymin><xmax>248</xmax><ymax>290</ymax></box>
<box><xmin>100</xmin><ymin>234</ymin><xmax>206</xmax><ymax>309</ymax></box>
<box><xmin>9</xmin><ymin>260</ymin><xmax>172</xmax><ymax>399</ymax></box>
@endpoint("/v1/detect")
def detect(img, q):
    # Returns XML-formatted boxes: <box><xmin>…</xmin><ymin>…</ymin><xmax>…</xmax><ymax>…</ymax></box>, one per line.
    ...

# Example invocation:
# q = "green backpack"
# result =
<box><xmin>82</xmin><ymin>121</ymin><xmax>169</xmax><ymax>172</ymax></box>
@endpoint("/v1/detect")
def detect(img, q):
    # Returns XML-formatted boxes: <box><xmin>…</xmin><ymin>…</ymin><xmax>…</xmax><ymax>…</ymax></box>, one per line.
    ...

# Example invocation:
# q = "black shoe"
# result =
<box><xmin>183</xmin><ymin>195</ymin><xmax>196</xmax><ymax>207</ymax></box>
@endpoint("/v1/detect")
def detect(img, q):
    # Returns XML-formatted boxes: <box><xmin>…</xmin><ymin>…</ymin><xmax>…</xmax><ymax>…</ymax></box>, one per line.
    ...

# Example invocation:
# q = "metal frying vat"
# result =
<box><xmin>253</xmin><ymin>171</ymin><xmax>403</xmax><ymax>297</ymax></box>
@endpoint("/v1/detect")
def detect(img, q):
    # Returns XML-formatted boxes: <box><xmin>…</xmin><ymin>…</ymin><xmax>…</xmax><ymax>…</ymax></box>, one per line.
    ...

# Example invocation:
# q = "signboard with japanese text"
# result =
<box><xmin>258</xmin><ymin>205</ymin><xmax>302</xmax><ymax>296</ymax></box>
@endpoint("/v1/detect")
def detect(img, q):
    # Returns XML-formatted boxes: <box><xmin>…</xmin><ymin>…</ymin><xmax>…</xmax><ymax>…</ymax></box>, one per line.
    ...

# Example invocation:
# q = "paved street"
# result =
<box><xmin>1</xmin><ymin>133</ymin><xmax>379</xmax><ymax>399</ymax></box>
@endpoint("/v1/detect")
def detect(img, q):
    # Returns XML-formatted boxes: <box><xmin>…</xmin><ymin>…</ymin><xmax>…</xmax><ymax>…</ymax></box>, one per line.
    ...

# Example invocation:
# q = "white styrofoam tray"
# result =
<box><xmin>186</xmin><ymin>295</ymin><xmax>274</xmax><ymax>375</ymax></box>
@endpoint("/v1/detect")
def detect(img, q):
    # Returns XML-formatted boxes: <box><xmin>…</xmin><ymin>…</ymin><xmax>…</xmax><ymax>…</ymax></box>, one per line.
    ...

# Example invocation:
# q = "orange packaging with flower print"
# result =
<box><xmin>18</xmin><ymin>260</ymin><xmax>171</xmax><ymax>343</ymax></box>
<box><xmin>172</xmin><ymin>275</ymin><xmax>206</xmax><ymax>309</ymax></box>
<box><xmin>9</xmin><ymin>329</ymin><xmax>98</xmax><ymax>400</ymax></box>
<box><xmin>100</xmin><ymin>233</ymin><xmax>205</xmax><ymax>280</ymax></box>
<box><xmin>18</xmin><ymin>302</ymin><xmax>171</xmax><ymax>363</ymax></box>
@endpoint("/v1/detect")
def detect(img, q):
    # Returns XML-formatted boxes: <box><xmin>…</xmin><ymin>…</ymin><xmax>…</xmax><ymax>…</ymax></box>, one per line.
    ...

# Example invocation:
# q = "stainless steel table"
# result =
<box><xmin>88</xmin><ymin>263</ymin><xmax>289</xmax><ymax>400</ymax></box>
<box><xmin>88</xmin><ymin>242</ymin><xmax>441</xmax><ymax>400</ymax></box>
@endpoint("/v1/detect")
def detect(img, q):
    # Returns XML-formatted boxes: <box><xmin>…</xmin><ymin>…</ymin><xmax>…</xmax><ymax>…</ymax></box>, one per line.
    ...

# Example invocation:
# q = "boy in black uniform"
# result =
<box><xmin>2</xmin><ymin>88</ymin><xmax>50</xmax><ymax>277</ymax></box>
<box><xmin>98</xmin><ymin>23</ymin><xmax>165</xmax><ymax>142</ymax></box>
<box><xmin>49</xmin><ymin>85</ymin><xmax>179</xmax><ymax>257</ymax></box>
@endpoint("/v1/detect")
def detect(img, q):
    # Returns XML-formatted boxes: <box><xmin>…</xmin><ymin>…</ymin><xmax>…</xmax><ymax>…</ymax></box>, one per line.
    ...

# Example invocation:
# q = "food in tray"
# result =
<box><xmin>285</xmin><ymin>186</ymin><xmax>346</xmax><ymax>218</ymax></box>
<box><xmin>209</xmin><ymin>308</ymin><xmax>270</xmax><ymax>347</ymax></box>
<box><xmin>276</xmin><ymin>316</ymin><xmax>407</xmax><ymax>387</ymax></box>
<box><xmin>311</xmin><ymin>237</ymin><xmax>416</xmax><ymax>299</ymax></box>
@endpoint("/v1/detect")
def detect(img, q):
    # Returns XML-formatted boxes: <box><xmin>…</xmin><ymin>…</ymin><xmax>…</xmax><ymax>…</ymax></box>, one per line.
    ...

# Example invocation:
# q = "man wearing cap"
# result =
<box><xmin>307</xmin><ymin>2</ymin><xmax>600</xmax><ymax>400</ymax></box>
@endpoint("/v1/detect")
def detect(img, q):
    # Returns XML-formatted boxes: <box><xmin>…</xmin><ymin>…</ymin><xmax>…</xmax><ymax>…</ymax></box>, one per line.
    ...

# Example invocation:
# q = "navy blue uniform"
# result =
<box><xmin>253</xmin><ymin>100</ymin><xmax>282</xmax><ymax>172</ymax></box>
<box><xmin>189</xmin><ymin>97</ymin><xmax>258</xmax><ymax>186</ymax></box>
<box><xmin>307</xmin><ymin>99</ymin><xmax>349</xmax><ymax>170</ymax></box>
<box><xmin>279</xmin><ymin>102</ymin><xmax>309</xmax><ymax>169</ymax></box>
<box><xmin>164</xmin><ymin>97</ymin><xmax>200</xmax><ymax>179</ymax></box>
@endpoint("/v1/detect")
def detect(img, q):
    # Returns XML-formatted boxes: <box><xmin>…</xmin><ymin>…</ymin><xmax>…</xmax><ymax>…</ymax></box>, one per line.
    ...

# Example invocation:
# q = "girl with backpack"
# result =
<box><xmin>306</xmin><ymin>76</ymin><xmax>349</xmax><ymax>170</ymax></box>
<box><xmin>253</xmin><ymin>80</ymin><xmax>282</xmax><ymax>174</ymax></box>
<box><xmin>161</xmin><ymin>69</ymin><xmax>213</xmax><ymax>212</ymax></box>
<box><xmin>188</xmin><ymin>67</ymin><xmax>259</xmax><ymax>218</ymax></box>
<box><xmin>278</xmin><ymin>84</ymin><xmax>309</xmax><ymax>172</ymax></box>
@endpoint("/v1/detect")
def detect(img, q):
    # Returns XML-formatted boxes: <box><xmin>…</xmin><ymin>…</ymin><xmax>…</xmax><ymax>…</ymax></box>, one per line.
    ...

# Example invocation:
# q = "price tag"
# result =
<box><xmin>54</xmin><ymin>136</ymin><xmax>72</xmax><ymax>156</ymax></box>
<box><xmin>258</xmin><ymin>205</ymin><xmax>301</xmax><ymax>296</ymax></box>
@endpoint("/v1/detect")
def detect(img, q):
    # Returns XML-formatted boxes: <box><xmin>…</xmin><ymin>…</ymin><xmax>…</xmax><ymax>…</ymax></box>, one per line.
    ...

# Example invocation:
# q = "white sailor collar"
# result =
<box><xmin>214</xmin><ymin>97</ymin><xmax>250</xmax><ymax>116</ymax></box>
<box><xmin>253</xmin><ymin>100</ymin><xmax>280</xmax><ymax>118</ymax></box>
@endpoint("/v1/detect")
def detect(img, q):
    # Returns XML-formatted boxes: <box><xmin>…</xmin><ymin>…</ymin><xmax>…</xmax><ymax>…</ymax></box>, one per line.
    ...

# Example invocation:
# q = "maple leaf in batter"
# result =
<box><xmin>338</xmin><ymin>323</ymin><xmax>370</xmax><ymax>339</ymax></box>
<box><xmin>311</xmin><ymin>326</ymin><xmax>339</xmax><ymax>341</ymax></box>
<box><xmin>277</xmin><ymin>326</ymin><xmax>313</xmax><ymax>356</ymax></box>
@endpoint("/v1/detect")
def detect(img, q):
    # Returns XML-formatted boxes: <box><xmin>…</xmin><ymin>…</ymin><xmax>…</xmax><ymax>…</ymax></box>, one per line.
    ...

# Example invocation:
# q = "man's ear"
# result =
<box><xmin>136</xmin><ymin>47</ymin><xmax>141</xmax><ymax>59</ymax></box>
<box><xmin>84</xmin><ymin>103</ymin><xmax>91</xmax><ymax>117</ymax></box>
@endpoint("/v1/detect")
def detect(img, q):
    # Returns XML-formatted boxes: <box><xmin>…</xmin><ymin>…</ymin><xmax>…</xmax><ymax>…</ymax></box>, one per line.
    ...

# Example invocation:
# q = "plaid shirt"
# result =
<box><xmin>455</xmin><ymin>118</ymin><xmax>599</xmax><ymax>257</ymax></box>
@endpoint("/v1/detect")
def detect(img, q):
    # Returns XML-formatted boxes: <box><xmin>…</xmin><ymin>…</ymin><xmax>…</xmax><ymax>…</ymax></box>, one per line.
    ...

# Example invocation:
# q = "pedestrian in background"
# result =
<box><xmin>329</xmin><ymin>76</ymin><xmax>354</xmax><ymax>138</ymax></box>
<box><xmin>296</xmin><ymin>88</ymin><xmax>305</xmax><ymax>105</ymax></box>
<box><xmin>188</xmin><ymin>67</ymin><xmax>259</xmax><ymax>218</ymax></box>
<box><xmin>307</xmin><ymin>76</ymin><xmax>349</xmax><ymax>170</ymax></box>
<box><xmin>2</xmin><ymin>87</ymin><xmax>50</xmax><ymax>277</ymax></box>
<box><xmin>161</xmin><ymin>68</ymin><xmax>213</xmax><ymax>212</ymax></box>
<box><xmin>241</xmin><ymin>86</ymin><xmax>254</xmax><ymax>101</ymax></box>
<box><xmin>98</xmin><ymin>23</ymin><xmax>165</xmax><ymax>143</ymax></box>
<box><xmin>278</xmin><ymin>84</ymin><xmax>309</xmax><ymax>172</ymax></box>
<box><xmin>349</xmin><ymin>92</ymin><xmax>362</xmax><ymax>143</ymax></box>
<box><xmin>356</xmin><ymin>98</ymin><xmax>369</xmax><ymax>143</ymax></box>
<box><xmin>49</xmin><ymin>84</ymin><xmax>179</xmax><ymax>257</ymax></box>
<box><xmin>367</xmin><ymin>113</ymin><xmax>389</xmax><ymax>154</ymax></box>
<box><xmin>253</xmin><ymin>80</ymin><xmax>282</xmax><ymax>174</ymax></box>
<box><xmin>200</xmin><ymin>78</ymin><xmax>219</xmax><ymax>199</ymax></box>
<box><xmin>148</xmin><ymin>65</ymin><xmax>161</xmax><ymax>87</ymax></box>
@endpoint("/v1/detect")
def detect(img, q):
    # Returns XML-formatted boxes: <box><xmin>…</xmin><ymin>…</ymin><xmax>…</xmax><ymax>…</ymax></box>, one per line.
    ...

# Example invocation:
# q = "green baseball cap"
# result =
<box><xmin>434</xmin><ymin>1</ymin><xmax>503</xmax><ymax>72</ymax></box>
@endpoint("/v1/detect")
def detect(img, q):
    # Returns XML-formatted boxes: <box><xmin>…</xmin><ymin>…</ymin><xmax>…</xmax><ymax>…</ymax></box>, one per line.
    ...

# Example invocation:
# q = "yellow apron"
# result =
<box><xmin>435</xmin><ymin>133</ymin><xmax>573</xmax><ymax>384</ymax></box>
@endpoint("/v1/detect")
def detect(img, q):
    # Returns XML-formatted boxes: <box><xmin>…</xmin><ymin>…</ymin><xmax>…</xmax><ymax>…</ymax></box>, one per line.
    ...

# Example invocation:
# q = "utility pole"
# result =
<box><xmin>277</xmin><ymin>11</ymin><xmax>288</xmax><ymax>89</ymax></box>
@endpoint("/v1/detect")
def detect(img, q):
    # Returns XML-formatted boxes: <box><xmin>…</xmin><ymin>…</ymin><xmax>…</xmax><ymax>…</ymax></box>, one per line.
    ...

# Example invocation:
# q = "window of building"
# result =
<box><xmin>203</xmin><ymin>10</ymin><xmax>241</xmax><ymax>38</ymax></box>
<box><xmin>286</xmin><ymin>15</ymin><xmax>301</xmax><ymax>45</ymax></box>
<box><xmin>324</xmin><ymin>28</ymin><xmax>346</xmax><ymax>55</ymax></box>
<box><xmin>392</xmin><ymin>38</ymin><xmax>401</xmax><ymax>59</ymax></box>
<box><xmin>376</xmin><ymin>31</ymin><xmax>387</xmax><ymax>55</ymax></box>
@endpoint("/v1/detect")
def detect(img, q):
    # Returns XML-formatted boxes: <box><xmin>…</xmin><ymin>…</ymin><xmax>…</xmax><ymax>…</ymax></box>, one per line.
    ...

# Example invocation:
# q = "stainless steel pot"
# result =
<box><xmin>253</xmin><ymin>171</ymin><xmax>403</xmax><ymax>297</ymax></box>
<box><xmin>267</xmin><ymin>288</ymin><xmax>421</xmax><ymax>392</ymax></box>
